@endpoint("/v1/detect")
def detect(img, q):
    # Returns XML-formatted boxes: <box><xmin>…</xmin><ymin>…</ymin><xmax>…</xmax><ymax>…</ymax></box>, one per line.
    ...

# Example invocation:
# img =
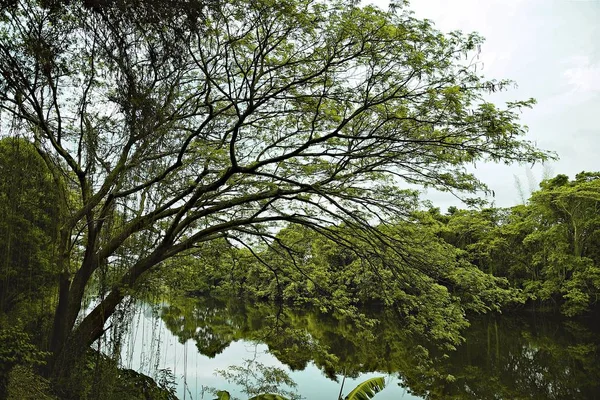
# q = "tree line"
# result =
<box><xmin>157</xmin><ymin>171</ymin><xmax>600</xmax><ymax>319</ymax></box>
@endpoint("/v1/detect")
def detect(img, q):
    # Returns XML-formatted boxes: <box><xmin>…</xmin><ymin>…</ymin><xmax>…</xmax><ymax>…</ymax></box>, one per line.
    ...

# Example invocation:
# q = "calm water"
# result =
<box><xmin>115</xmin><ymin>296</ymin><xmax>600</xmax><ymax>399</ymax></box>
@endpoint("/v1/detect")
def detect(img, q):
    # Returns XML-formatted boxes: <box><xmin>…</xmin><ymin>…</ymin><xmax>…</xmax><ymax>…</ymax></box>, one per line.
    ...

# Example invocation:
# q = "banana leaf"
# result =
<box><xmin>344</xmin><ymin>377</ymin><xmax>386</xmax><ymax>400</ymax></box>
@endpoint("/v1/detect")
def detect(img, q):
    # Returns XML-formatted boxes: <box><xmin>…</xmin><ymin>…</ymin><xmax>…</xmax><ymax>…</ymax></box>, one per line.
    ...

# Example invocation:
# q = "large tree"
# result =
<box><xmin>0</xmin><ymin>0</ymin><xmax>549</xmax><ymax>382</ymax></box>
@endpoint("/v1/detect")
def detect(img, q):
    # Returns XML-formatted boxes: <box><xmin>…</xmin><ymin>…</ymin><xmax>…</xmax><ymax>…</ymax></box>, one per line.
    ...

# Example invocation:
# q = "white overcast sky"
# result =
<box><xmin>367</xmin><ymin>0</ymin><xmax>600</xmax><ymax>210</ymax></box>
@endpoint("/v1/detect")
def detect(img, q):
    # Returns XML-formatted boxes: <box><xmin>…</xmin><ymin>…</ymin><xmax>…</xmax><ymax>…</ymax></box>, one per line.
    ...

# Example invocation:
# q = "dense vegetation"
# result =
<box><xmin>157</xmin><ymin>171</ymin><xmax>600</xmax><ymax>319</ymax></box>
<box><xmin>1</xmin><ymin>0</ymin><xmax>592</xmax><ymax>398</ymax></box>
<box><xmin>2</xmin><ymin>136</ymin><xmax>600</xmax><ymax>397</ymax></box>
<box><xmin>424</xmin><ymin>172</ymin><xmax>600</xmax><ymax>316</ymax></box>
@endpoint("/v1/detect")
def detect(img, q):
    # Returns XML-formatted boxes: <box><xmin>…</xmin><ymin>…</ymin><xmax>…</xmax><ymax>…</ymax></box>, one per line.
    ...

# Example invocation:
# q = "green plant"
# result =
<box><xmin>0</xmin><ymin>327</ymin><xmax>49</xmax><ymax>399</ymax></box>
<box><xmin>214</xmin><ymin>376</ymin><xmax>386</xmax><ymax>400</ymax></box>
<box><xmin>343</xmin><ymin>377</ymin><xmax>386</xmax><ymax>400</ymax></box>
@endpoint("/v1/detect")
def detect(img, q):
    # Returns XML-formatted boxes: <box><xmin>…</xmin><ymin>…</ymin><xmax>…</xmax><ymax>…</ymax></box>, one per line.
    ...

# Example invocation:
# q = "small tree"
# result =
<box><xmin>0</xmin><ymin>0</ymin><xmax>550</xmax><ymax>383</ymax></box>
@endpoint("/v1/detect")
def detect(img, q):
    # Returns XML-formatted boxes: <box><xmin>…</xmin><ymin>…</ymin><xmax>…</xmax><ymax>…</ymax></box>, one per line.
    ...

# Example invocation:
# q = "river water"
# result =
<box><xmin>114</xmin><ymin>296</ymin><xmax>600</xmax><ymax>399</ymax></box>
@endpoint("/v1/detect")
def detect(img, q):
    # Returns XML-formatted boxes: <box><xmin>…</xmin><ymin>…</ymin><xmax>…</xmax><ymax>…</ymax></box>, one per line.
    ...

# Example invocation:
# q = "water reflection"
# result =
<box><xmin>420</xmin><ymin>314</ymin><xmax>600</xmax><ymax>399</ymax></box>
<box><xmin>158</xmin><ymin>297</ymin><xmax>435</xmax><ymax>383</ymax></box>
<box><xmin>140</xmin><ymin>296</ymin><xmax>600</xmax><ymax>399</ymax></box>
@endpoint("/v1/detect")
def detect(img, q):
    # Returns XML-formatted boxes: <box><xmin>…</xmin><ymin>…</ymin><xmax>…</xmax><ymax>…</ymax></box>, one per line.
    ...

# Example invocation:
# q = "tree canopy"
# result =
<box><xmin>419</xmin><ymin>172</ymin><xmax>600</xmax><ymax>316</ymax></box>
<box><xmin>0</xmin><ymin>0</ymin><xmax>550</xmax><ymax>387</ymax></box>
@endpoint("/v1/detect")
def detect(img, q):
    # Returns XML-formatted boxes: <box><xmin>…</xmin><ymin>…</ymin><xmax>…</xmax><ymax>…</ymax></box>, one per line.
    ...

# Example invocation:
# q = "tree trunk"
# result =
<box><xmin>47</xmin><ymin>248</ymin><xmax>164</xmax><ymax>394</ymax></box>
<box><xmin>46</xmin><ymin>279</ymin><xmax>124</xmax><ymax>399</ymax></box>
<box><xmin>49</xmin><ymin>272</ymin><xmax>71</xmax><ymax>361</ymax></box>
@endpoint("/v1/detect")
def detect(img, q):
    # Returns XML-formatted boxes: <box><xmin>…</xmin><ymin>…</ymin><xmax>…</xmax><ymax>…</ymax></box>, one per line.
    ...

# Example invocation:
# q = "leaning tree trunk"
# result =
<box><xmin>48</xmin><ymin>248</ymin><xmax>96</xmax><ymax>365</ymax></box>
<box><xmin>47</xmin><ymin>246</ymin><xmax>165</xmax><ymax>397</ymax></box>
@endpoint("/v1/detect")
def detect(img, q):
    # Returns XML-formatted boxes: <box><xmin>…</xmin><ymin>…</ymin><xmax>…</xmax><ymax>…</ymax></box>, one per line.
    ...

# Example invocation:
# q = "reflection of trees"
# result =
<box><xmin>408</xmin><ymin>314</ymin><xmax>600</xmax><ymax>399</ymax></box>
<box><xmin>159</xmin><ymin>297</ymin><xmax>239</xmax><ymax>358</ymax></box>
<box><xmin>158</xmin><ymin>297</ymin><xmax>600</xmax><ymax>399</ymax></box>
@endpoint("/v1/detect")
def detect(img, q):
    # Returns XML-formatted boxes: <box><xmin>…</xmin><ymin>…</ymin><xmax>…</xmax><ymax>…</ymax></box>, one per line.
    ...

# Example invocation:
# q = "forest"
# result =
<box><xmin>0</xmin><ymin>0</ymin><xmax>597</xmax><ymax>399</ymax></box>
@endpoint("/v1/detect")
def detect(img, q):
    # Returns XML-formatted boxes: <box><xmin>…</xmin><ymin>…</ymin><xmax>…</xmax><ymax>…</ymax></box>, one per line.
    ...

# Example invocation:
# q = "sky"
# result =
<box><xmin>368</xmin><ymin>0</ymin><xmax>600</xmax><ymax>210</ymax></box>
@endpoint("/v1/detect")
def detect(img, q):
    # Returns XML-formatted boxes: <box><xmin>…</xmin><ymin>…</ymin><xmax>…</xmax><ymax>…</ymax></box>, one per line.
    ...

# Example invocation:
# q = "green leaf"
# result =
<box><xmin>215</xmin><ymin>390</ymin><xmax>231</xmax><ymax>400</ymax></box>
<box><xmin>344</xmin><ymin>377</ymin><xmax>386</xmax><ymax>400</ymax></box>
<box><xmin>248</xmin><ymin>395</ymin><xmax>291</xmax><ymax>400</ymax></box>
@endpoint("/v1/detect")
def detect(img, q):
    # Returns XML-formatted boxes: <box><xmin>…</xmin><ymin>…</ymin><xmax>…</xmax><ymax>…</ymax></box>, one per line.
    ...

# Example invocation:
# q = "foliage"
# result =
<box><xmin>0</xmin><ymin>0</ymin><xmax>549</xmax><ymax>383</ymax></box>
<box><xmin>6</xmin><ymin>365</ymin><xmax>58</xmax><ymax>400</ymax></box>
<box><xmin>0</xmin><ymin>137</ymin><xmax>60</xmax><ymax>313</ymax></box>
<box><xmin>0</xmin><ymin>327</ymin><xmax>49</xmax><ymax>399</ymax></box>
<box><xmin>214</xmin><ymin>375</ymin><xmax>387</xmax><ymax>400</ymax></box>
<box><xmin>113</xmin><ymin>367</ymin><xmax>178</xmax><ymax>400</ymax></box>
<box><xmin>161</xmin><ymin>220</ymin><xmax>519</xmax><ymax>346</ymax></box>
<box><xmin>157</xmin><ymin>295</ymin><xmax>452</xmax><ymax>393</ymax></box>
<box><xmin>213</xmin><ymin>371</ymin><xmax>386</xmax><ymax>400</ymax></box>
<box><xmin>0</xmin><ymin>137</ymin><xmax>62</xmax><ymax>398</ymax></box>
<box><xmin>525</xmin><ymin>172</ymin><xmax>600</xmax><ymax>315</ymax></box>
<box><xmin>215</xmin><ymin>390</ymin><xmax>232</xmax><ymax>400</ymax></box>
<box><xmin>343</xmin><ymin>376</ymin><xmax>385</xmax><ymax>400</ymax></box>
<box><xmin>0</xmin><ymin>328</ymin><xmax>48</xmax><ymax>369</ymax></box>
<box><xmin>216</xmin><ymin>356</ymin><xmax>301</xmax><ymax>400</ymax></box>
<box><xmin>46</xmin><ymin>349</ymin><xmax>179</xmax><ymax>400</ymax></box>
<box><xmin>425</xmin><ymin>172</ymin><xmax>600</xmax><ymax>315</ymax></box>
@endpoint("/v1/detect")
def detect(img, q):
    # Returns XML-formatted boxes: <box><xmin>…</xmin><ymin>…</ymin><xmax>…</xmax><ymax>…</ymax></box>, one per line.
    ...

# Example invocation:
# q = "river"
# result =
<box><xmin>113</xmin><ymin>296</ymin><xmax>600</xmax><ymax>399</ymax></box>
